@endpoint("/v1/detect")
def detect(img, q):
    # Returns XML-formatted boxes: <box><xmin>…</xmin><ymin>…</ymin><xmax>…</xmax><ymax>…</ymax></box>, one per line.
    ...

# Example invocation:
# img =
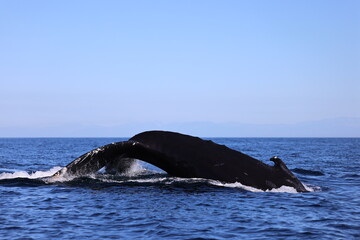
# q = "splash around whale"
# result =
<box><xmin>47</xmin><ymin>131</ymin><xmax>308</xmax><ymax>192</ymax></box>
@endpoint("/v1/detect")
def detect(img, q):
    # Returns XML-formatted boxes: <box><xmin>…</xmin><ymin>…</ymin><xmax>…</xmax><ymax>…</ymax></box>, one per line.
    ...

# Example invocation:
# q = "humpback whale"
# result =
<box><xmin>51</xmin><ymin>131</ymin><xmax>308</xmax><ymax>192</ymax></box>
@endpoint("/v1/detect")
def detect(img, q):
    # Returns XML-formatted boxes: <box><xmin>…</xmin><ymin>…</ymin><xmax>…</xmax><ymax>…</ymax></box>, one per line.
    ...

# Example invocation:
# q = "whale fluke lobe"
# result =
<box><xmin>51</xmin><ymin>131</ymin><xmax>308</xmax><ymax>192</ymax></box>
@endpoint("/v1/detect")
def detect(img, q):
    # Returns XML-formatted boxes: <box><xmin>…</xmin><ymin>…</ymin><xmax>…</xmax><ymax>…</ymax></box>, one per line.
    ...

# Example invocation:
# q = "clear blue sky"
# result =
<box><xmin>0</xmin><ymin>1</ymin><xmax>359</xmax><ymax>136</ymax></box>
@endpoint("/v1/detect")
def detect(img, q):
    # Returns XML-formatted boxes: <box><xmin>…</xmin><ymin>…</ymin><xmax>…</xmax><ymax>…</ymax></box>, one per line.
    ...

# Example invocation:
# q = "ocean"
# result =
<box><xmin>0</xmin><ymin>137</ymin><xmax>359</xmax><ymax>239</ymax></box>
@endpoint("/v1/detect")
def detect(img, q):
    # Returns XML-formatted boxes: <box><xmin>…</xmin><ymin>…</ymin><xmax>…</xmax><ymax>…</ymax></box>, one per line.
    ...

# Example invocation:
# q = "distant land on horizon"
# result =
<box><xmin>1</xmin><ymin>117</ymin><xmax>359</xmax><ymax>138</ymax></box>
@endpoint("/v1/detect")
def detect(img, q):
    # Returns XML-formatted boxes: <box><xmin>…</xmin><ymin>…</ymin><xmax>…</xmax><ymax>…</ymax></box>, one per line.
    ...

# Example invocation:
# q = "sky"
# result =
<box><xmin>0</xmin><ymin>1</ymin><xmax>359</xmax><ymax>137</ymax></box>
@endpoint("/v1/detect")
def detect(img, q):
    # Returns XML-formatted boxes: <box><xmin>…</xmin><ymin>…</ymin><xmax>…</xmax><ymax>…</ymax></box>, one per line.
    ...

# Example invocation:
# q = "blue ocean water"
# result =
<box><xmin>0</xmin><ymin>137</ymin><xmax>359</xmax><ymax>239</ymax></box>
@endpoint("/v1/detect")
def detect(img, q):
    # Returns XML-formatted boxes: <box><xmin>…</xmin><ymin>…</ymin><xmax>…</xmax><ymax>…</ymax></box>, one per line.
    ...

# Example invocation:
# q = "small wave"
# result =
<box><xmin>0</xmin><ymin>167</ymin><xmax>62</xmax><ymax>180</ymax></box>
<box><xmin>342</xmin><ymin>173</ymin><xmax>360</xmax><ymax>178</ymax></box>
<box><xmin>292</xmin><ymin>168</ymin><xmax>325</xmax><ymax>176</ymax></box>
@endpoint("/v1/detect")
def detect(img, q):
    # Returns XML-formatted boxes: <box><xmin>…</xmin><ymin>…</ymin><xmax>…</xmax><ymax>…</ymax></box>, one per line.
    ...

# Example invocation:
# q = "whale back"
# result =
<box><xmin>130</xmin><ymin>131</ymin><xmax>272</xmax><ymax>185</ymax></box>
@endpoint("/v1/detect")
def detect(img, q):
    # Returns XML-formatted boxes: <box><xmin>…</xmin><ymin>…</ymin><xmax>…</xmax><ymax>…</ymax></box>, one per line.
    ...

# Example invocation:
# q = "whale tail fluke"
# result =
<box><xmin>45</xmin><ymin>131</ymin><xmax>308</xmax><ymax>192</ymax></box>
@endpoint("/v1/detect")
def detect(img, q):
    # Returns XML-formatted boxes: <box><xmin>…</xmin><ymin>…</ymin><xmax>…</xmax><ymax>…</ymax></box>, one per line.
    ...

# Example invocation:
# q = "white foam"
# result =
<box><xmin>208</xmin><ymin>180</ymin><xmax>265</xmax><ymax>192</ymax></box>
<box><xmin>124</xmin><ymin>177</ymin><xmax>168</xmax><ymax>184</ymax></box>
<box><xmin>304</xmin><ymin>184</ymin><xmax>318</xmax><ymax>192</ymax></box>
<box><xmin>265</xmin><ymin>185</ymin><xmax>298</xmax><ymax>193</ymax></box>
<box><xmin>44</xmin><ymin>162</ymin><xmax>151</xmax><ymax>183</ymax></box>
<box><xmin>208</xmin><ymin>180</ymin><xmax>307</xmax><ymax>193</ymax></box>
<box><xmin>0</xmin><ymin>165</ymin><xmax>317</xmax><ymax>193</ymax></box>
<box><xmin>42</xmin><ymin>167</ymin><xmax>79</xmax><ymax>183</ymax></box>
<box><xmin>99</xmin><ymin>176</ymin><xmax>203</xmax><ymax>185</ymax></box>
<box><xmin>0</xmin><ymin>166</ymin><xmax>62</xmax><ymax>180</ymax></box>
<box><xmin>97</xmin><ymin>175</ymin><xmax>312</xmax><ymax>193</ymax></box>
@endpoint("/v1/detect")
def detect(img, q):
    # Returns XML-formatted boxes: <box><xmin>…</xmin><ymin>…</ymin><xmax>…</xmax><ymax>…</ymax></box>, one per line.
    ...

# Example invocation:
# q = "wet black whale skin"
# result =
<box><xmin>55</xmin><ymin>131</ymin><xmax>307</xmax><ymax>192</ymax></box>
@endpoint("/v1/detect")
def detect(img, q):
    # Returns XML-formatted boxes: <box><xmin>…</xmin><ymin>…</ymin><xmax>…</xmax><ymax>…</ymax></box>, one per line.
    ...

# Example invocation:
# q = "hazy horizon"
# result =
<box><xmin>1</xmin><ymin>1</ymin><xmax>359</xmax><ymax>137</ymax></box>
<box><xmin>1</xmin><ymin>117</ymin><xmax>359</xmax><ymax>138</ymax></box>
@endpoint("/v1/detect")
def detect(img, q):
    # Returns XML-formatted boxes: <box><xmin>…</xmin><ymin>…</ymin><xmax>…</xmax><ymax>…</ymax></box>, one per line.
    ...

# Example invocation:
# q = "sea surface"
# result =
<box><xmin>0</xmin><ymin>137</ymin><xmax>359</xmax><ymax>239</ymax></box>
